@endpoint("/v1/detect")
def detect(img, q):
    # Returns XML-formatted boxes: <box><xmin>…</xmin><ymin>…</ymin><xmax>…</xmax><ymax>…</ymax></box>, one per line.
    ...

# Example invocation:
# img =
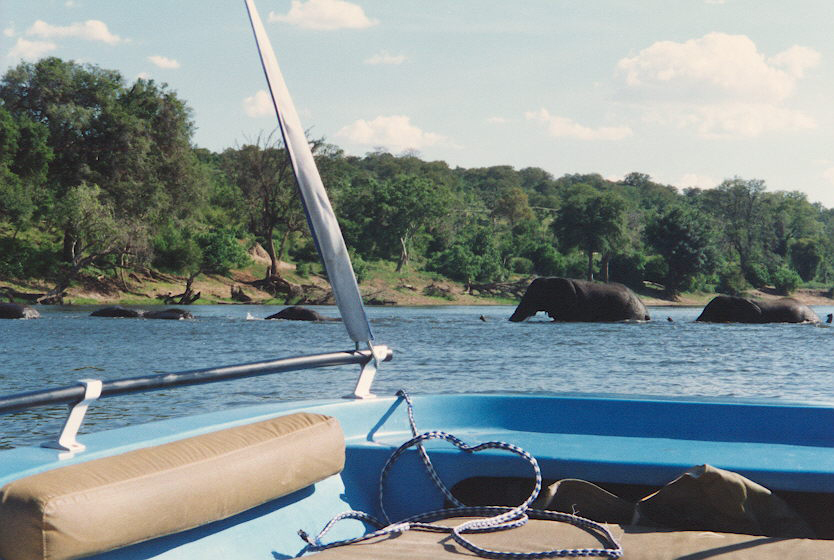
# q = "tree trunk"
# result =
<box><xmin>601</xmin><ymin>252</ymin><xmax>610</xmax><ymax>283</ymax></box>
<box><xmin>264</xmin><ymin>229</ymin><xmax>279</xmax><ymax>278</ymax></box>
<box><xmin>62</xmin><ymin>230</ymin><xmax>76</xmax><ymax>263</ymax></box>
<box><xmin>396</xmin><ymin>236</ymin><xmax>408</xmax><ymax>273</ymax></box>
<box><xmin>277</xmin><ymin>229</ymin><xmax>291</xmax><ymax>265</ymax></box>
<box><xmin>586</xmin><ymin>250</ymin><xmax>594</xmax><ymax>281</ymax></box>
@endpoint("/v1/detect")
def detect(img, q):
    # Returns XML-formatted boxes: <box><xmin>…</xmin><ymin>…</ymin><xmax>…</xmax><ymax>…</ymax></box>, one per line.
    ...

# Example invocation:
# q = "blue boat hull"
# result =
<box><xmin>0</xmin><ymin>392</ymin><xmax>831</xmax><ymax>559</ymax></box>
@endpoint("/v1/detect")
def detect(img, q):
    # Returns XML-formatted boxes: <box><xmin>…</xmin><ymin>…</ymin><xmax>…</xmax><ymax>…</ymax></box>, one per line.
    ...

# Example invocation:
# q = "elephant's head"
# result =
<box><xmin>509</xmin><ymin>278</ymin><xmax>577</xmax><ymax>322</ymax></box>
<box><xmin>696</xmin><ymin>295</ymin><xmax>762</xmax><ymax>323</ymax></box>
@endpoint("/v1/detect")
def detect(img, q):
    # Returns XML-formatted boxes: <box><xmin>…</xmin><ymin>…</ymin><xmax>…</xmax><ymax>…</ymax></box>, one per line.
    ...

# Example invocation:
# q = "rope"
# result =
<box><xmin>298</xmin><ymin>390</ymin><xmax>623</xmax><ymax>559</ymax></box>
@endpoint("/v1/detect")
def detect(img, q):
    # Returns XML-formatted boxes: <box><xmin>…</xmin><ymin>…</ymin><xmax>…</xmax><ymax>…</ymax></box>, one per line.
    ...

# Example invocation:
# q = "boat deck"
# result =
<box><xmin>0</xmin><ymin>392</ymin><xmax>831</xmax><ymax>559</ymax></box>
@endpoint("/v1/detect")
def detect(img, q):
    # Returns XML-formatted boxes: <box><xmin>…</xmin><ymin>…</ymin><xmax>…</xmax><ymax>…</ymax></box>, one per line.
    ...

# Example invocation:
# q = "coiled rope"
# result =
<box><xmin>298</xmin><ymin>390</ymin><xmax>623</xmax><ymax>559</ymax></box>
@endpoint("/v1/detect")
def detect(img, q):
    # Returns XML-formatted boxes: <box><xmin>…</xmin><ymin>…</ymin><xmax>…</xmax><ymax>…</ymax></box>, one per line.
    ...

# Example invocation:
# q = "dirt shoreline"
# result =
<box><xmin>4</xmin><ymin>272</ymin><xmax>831</xmax><ymax>308</ymax></box>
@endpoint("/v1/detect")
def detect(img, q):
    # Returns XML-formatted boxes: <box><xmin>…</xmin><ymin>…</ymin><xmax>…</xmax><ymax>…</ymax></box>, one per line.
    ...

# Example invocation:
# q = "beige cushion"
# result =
<box><xmin>0</xmin><ymin>412</ymin><xmax>344</xmax><ymax>560</ymax></box>
<box><xmin>309</xmin><ymin>517</ymin><xmax>834</xmax><ymax>559</ymax></box>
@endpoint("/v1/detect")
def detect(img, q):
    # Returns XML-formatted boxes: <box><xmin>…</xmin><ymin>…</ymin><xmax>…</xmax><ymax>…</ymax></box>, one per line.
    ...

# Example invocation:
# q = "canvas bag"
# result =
<box><xmin>533</xmin><ymin>464</ymin><xmax>815</xmax><ymax>538</ymax></box>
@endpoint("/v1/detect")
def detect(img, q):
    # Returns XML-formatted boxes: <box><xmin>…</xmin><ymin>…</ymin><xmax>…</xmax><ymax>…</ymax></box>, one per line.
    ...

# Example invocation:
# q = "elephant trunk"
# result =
<box><xmin>509</xmin><ymin>301</ymin><xmax>536</xmax><ymax>322</ymax></box>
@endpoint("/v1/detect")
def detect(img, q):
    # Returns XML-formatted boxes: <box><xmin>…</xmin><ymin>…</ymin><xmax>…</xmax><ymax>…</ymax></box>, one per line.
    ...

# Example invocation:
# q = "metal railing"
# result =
<box><xmin>0</xmin><ymin>346</ymin><xmax>392</xmax><ymax>452</ymax></box>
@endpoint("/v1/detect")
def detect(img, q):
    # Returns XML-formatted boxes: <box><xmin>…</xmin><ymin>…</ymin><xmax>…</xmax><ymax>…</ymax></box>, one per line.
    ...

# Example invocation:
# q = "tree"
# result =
<box><xmin>551</xmin><ymin>184</ymin><xmax>626</xmax><ymax>281</ymax></box>
<box><xmin>0</xmin><ymin>107</ymin><xmax>52</xmax><ymax>232</ymax></box>
<box><xmin>0</xmin><ymin>58</ymin><xmax>205</xmax><ymax>269</ymax></box>
<box><xmin>789</xmin><ymin>238</ymin><xmax>823</xmax><ymax>282</ymax></box>
<box><xmin>698</xmin><ymin>178</ymin><xmax>767</xmax><ymax>280</ymax></box>
<box><xmin>427</xmin><ymin>223</ymin><xmax>506</xmax><ymax>285</ymax></box>
<box><xmin>644</xmin><ymin>206</ymin><xmax>715</xmax><ymax>295</ymax></box>
<box><xmin>492</xmin><ymin>186</ymin><xmax>534</xmax><ymax>227</ymax></box>
<box><xmin>220</xmin><ymin>133</ymin><xmax>305</xmax><ymax>278</ymax></box>
<box><xmin>765</xmin><ymin>191</ymin><xmax>822</xmax><ymax>257</ymax></box>
<box><xmin>46</xmin><ymin>183</ymin><xmax>144</xmax><ymax>300</ymax></box>
<box><xmin>338</xmin><ymin>174</ymin><xmax>453</xmax><ymax>271</ymax></box>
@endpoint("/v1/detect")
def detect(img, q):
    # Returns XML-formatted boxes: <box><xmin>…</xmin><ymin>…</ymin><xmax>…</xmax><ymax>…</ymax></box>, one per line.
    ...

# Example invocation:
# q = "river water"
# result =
<box><xmin>1</xmin><ymin>304</ymin><xmax>833</xmax><ymax>448</ymax></box>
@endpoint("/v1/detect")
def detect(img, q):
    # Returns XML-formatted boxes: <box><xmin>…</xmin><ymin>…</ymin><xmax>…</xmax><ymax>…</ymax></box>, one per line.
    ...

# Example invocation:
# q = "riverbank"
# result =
<box><xmin>2</xmin><ymin>265</ymin><xmax>832</xmax><ymax>308</ymax></box>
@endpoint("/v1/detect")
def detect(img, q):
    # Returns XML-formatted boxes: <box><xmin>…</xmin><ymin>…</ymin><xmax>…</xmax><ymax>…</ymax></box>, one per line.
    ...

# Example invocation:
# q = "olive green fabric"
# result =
<box><xmin>309</xmin><ymin>517</ymin><xmax>834</xmax><ymax>559</ymax></box>
<box><xmin>535</xmin><ymin>465</ymin><xmax>814</xmax><ymax>538</ymax></box>
<box><xmin>0</xmin><ymin>412</ymin><xmax>344</xmax><ymax>560</ymax></box>
<box><xmin>637</xmin><ymin>464</ymin><xmax>815</xmax><ymax>537</ymax></box>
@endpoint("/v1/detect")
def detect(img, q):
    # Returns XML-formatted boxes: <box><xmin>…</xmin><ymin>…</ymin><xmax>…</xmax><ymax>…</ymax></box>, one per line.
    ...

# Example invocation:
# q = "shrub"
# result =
<box><xmin>196</xmin><ymin>229</ymin><xmax>249</xmax><ymax>274</ymax></box>
<box><xmin>608</xmin><ymin>252</ymin><xmax>647</xmax><ymax>291</ymax></box>
<box><xmin>152</xmin><ymin>225</ymin><xmax>202</xmax><ymax>274</ymax></box>
<box><xmin>349</xmin><ymin>250</ymin><xmax>368</xmax><ymax>284</ymax></box>
<box><xmin>0</xmin><ymin>237</ymin><xmax>60</xmax><ymax>279</ymax></box>
<box><xmin>643</xmin><ymin>255</ymin><xmax>668</xmax><ymax>286</ymax></box>
<box><xmin>520</xmin><ymin>243</ymin><xmax>563</xmax><ymax>277</ymax></box>
<box><xmin>510</xmin><ymin>257</ymin><xmax>534</xmax><ymax>275</ymax></box>
<box><xmin>771</xmin><ymin>265</ymin><xmax>801</xmax><ymax>295</ymax></box>
<box><xmin>745</xmin><ymin>262</ymin><xmax>770</xmax><ymax>289</ymax></box>
<box><xmin>562</xmin><ymin>251</ymin><xmax>588</xmax><ymax>280</ymax></box>
<box><xmin>716</xmin><ymin>267</ymin><xmax>749</xmax><ymax>296</ymax></box>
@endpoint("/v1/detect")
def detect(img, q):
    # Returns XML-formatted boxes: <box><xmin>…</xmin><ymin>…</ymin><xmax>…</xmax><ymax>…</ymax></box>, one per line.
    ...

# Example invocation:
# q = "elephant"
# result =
<box><xmin>90</xmin><ymin>306</ymin><xmax>144</xmax><ymax>318</ymax></box>
<box><xmin>265</xmin><ymin>306</ymin><xmax>340</xmax><ymax>322</ymax></box>
<box><xmin>143</xmin><ymin>308</ymin><xmax>194</xmax><ymax>320</ymax></box>
<box><xmin>0</xmin><ymin>302</ymin><xmax>40</xmax><ymax>319</ymax></box>
<box><xmin>696</xmin><ymin>295</ymin><xmax>820</xmax><ymax>324</ymax></box>
<box><xmin>509</xmin><ymin>277</ymin><xmax>650</xmax><ymax>322</ymax></box>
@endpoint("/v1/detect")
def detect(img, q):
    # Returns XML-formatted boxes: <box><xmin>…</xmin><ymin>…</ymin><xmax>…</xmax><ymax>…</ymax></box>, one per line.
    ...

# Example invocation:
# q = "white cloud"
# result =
<box><xmin>336</xmin><ymin>115</ymin><xmax>445</xmax><ymax>151</ymax></box>
<box><xmin>148</xmin><ymin>55</ymin><xmax>180</xmax><ymax>69</ymax></box>
<box><xmin>364</xmin><ymin>51</ymin><xmax>405</xmax><ymax>65</ymax></box>
<box><xmin>704</xmin><ymin>0</ymin><xmax>726</xmax><ymax>4</ymax></box>
<box><xmin>823</xmin><ymin>167</ymin><xmax>834</xmax><ymax>186</ymax></box>
<box><xmin>136</xmin><ymin>72</ymin><xmax>150</xmax><ymax>80</ymax></box>
<box><xmin>487</xmin><ymin>116</ymin><xmax>512</xmax><ymax>124</ymax></box>
<box><xmin>690</xmin><ymin>103</ymin><xmax>815</xmax><ymax>137</ymax></box>
<box><xmin>269</xmin><ymin>0</ymin><xmax>378</xmax><ymax>30</ymax></box>
<box><xmin>617</xmin><ymin>32</ymin><xmax>821</xmax><ymax>138</ymax></box>
<box><xmin>8</xmin><ymin>38</ymin><xmax>57</xmax><ymax>60</ymax></box>
<box><xmin>3</xmin><ymin>28</ymin><xmax>15</xmax><ymax>38</ymax></box>
<box><xmin>27</xmin><ymin>19</ymin><xmax>122</xmax><ymax>45</ymax></box>
<box><xmin>65</xmin><ymin>1</ymin><xmax>80</xmax><ymax>7</ymax></box>
<box><xmin>769</xmin><ymin>45</ymin><xmax>821</xmax><ymax>79</ymax></box>
<box><xmin>617</xmin><ymin>33</ymin><xmax>816</xmax><ymax>103</ymax></box>
<box><xmin>242</xmin><ymin>90</ymin><xmax>274</xmax><ymax>118</ymax></box>
<box><xmin>677</xmin><ymin>173</ymin><xmax>717</xmax><ymax>189</ymax></box>
<box><xmin>525</xmin><ymin>109</ymin><xmax>632</xmax><ymax>141</ymax></box>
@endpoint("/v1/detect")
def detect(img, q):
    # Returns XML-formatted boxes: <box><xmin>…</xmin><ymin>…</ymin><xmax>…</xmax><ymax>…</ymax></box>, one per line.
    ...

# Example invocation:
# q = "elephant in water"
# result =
<box><xmin>143</xmin><ymin>308</ymin><xmax>194</xmax><ymax>320</ymax></box>
<box><xmin>90</xmin><ymin>306</ymin><xmax>144</xmax><ymax>318</ymax></box>
<box><xmin>265</xmin><ymin>306</ymin><xmax>340</xmax><ymax>322</ymax></box>
<box><xmin>0</xmin><ymin>302</ymin><xmax>39</xmax><ymax>319</ymax></box>
<box><xmin>509</xmin><ymin>277</ymin><xmax>650</xmax><ymax>322</ymax></box>
<box><xmin>696</xmin><ymin>295</ymin><xmax>820</xmax><ymax>323</ymax></box>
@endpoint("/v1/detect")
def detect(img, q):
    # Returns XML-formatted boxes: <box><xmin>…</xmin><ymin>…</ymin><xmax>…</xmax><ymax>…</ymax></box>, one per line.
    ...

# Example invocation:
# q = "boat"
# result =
<box><xmin>0</xmin><ymin>2</ymin><xmax>832</xmax><ymax>559</ymax></box>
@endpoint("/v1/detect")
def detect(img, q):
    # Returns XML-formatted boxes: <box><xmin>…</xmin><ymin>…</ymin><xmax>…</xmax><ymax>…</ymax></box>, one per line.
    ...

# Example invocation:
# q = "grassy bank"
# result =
<box><xmin>3</xmin><ymin>257</ymin><xmax>831</xmax><ymax>308</ymax></box>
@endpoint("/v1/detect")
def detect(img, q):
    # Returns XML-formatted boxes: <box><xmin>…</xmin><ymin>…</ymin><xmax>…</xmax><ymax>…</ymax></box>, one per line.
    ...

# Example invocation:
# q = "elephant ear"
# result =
<box><xmin>736</xmin><ymin>297</ymin><xmax>763</xmax><ymax>322</ymax></box>
<box><xmin>542</xmin><ymin>278</ymin><xmax>578</xmax><ymax>320</ymax></box>
<box><xmin>559</xmin><ymin>278</ymin><xmax>579</xmax><ymax>300</ymax></box>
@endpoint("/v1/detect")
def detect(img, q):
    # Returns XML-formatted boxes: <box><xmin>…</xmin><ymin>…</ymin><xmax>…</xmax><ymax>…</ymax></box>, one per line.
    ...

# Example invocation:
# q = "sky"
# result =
<box><xmin>2</xmin><ymin>0</ymin><xmax>834</xmax><ymax>207</ymax></box>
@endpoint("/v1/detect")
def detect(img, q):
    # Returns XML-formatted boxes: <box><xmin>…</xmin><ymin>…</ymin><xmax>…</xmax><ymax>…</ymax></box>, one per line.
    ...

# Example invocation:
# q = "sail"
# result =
<box><xmin>244</xmin><ymin>0</ymin><xmax>373</xmax><ymax>344</ymax></box>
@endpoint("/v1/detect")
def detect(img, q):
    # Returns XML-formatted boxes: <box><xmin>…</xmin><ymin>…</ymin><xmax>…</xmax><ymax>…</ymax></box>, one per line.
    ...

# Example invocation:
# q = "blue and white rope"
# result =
<box><xmin>298</xmin><ymin>390</ymin><xmax>623</xmax><ymax>559</ymax></box>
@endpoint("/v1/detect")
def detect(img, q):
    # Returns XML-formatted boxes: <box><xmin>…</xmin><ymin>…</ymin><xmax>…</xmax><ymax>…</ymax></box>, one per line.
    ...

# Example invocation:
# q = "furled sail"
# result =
<box><xmin>244</xmin><ymin>0</ymin><xmax>373</xmax><ymax>344</ymax></box>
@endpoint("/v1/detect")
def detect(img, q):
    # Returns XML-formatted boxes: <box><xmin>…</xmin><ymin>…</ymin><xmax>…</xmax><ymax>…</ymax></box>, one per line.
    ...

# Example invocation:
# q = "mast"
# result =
<box><xmin>243</xmin><ymin>0</ymin><xmax>374</xmax><ymax>347</ymax></box>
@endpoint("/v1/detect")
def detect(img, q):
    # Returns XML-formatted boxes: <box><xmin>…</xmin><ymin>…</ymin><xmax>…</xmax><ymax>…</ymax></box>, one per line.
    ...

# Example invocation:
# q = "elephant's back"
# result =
<box><xmin>696</xmin><ymin>295</ymin><xmax>761</xmax><ymax>323</ymax></box>
<box><xmin>757</xmin><ymin>298</ymin><xmax>820</xmax><ymax>323</ymax></box>
<box><xmin>575</xmin><ymin>282</ymin><xmax>650</xmax><ymax>322</ymax></box>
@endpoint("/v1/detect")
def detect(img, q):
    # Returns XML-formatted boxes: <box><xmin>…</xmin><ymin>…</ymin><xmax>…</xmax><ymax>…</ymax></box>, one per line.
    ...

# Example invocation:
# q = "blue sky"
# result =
<box><xmin>2</xmin><ymin>0</ymin><xmax>834</xmax><ymax>207</ymax></box>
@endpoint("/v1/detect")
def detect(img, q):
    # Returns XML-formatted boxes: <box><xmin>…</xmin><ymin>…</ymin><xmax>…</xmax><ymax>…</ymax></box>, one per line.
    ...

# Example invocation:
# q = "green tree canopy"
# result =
<box><xmin>644</xmin><ymin>205</ymin><xmax>716</xmax><ymax>295</ymax></box>
<box><xmin>338</xmin><ymin>173</ymin><xmax>454</xmax><ymax>271</ymax></box>
<box><xmin>551</xmin><ymin>184</ymin><xmax>626</xmax><ymax>281</ymax></box>
<box><xmin>219</xmin><ymin>133</ymin><xmax>305</xmax><ymax>278</ymax></box>
<box><xmin>0</xmin><ymin>107</ymin><xmax>52</xmax><ymax>231</ymax></box>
